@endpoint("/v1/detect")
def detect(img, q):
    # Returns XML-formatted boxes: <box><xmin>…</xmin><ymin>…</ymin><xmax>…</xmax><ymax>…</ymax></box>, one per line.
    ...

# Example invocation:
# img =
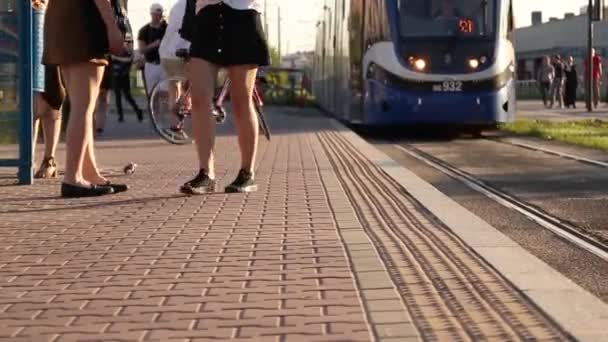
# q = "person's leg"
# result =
<box><xmin>594</xmin><ymin>79</ymin><xmax>601</xmax><ymax>108</ymax></box>
<box><xmin>144</xmin><ymin>63</ymin><xmax>162</xmax><ymax>95</ymax></box>
<box><xmin>188</xmin><ymin>58</ymin><xmax>217</xmax><ymax>175</ymax></box>
<box><xmin>41</xmin><ymin>109</ymin><xmax>62</xmax><ymax>160</ymax></box>
<box><xmin>179</xmin><ymin>58</ymin><xmax>218</xmax><ymax>194</ymax></box>
<box><xmin>60</xmin><ymin>62</ymin><xmax>104</xmax><ymax>187</ymax></box>
<box><xmin>227</xmin><ymin>65</ymin><xmax>258</xmax><ymax>174</ymax></box>
<box><xmin>540</xmin><ymin>82</ymin><xmax>548</xmax><ymax>107</ymax></box>
<box><xmin>95</xmin><ymin>89</ymin><xmax>110</xmax><ymax>133</ymax></box>
<box><xmin>114</xmin><ymin>74</ymin><xmax>125</xmax><ymax>122</ymax></box>
<box><xmin>224</xmin><ymin>64</ymin><xmax>259</xmax><ymax>193</ymax></box>
<box><xmin>559</xmin><ymin>79</ymin><xmax>565</xmax><ymax>108</ymax></box>
<box><xmin>121</xmin><ymin>72</ymin><xmax>143</xmax><ymax>120</ymax></box>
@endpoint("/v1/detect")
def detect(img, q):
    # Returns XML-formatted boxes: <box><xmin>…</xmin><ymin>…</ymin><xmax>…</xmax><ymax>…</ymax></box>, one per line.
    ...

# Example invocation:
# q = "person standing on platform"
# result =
<box><xmin>537</xmin><ymin>56</ymin><xmax>554</xmax><ymax>108</ymax></box>
<box><xmin>31</xmin><ymin>0</ymin><xmax>66</xmax><ymax>179</ymax></box>
<box><xmin>138</xmin><ymin>4</ymin><xmax>168</xmax><ymax>96</ymax></box>
<box><xmin>177</xmin><ymin>0</ymin><xmax>270</xmax><ymax>195</ymax></box>
<box><xmin>43</xmin><ymin>0</ymin><xmax>129</xmax><ymax>198</ymax></box>
<box><xmin>564</xmin><ymin>56</ymin><xmax>578</xmax><ymax>109</ymax></box>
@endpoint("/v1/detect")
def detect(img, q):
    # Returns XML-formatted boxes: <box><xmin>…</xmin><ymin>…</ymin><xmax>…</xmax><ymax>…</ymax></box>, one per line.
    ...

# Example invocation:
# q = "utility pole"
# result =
<box><xmin>263</xmin><ymin>0</ymin><xmax>268</xmax><ymax>41</ymax></box>
<box><xmin>587</xmin><ymin>0</ymin><xmax>604</xmax><ymax>111</ymax></box>
<box><xmin>278</xmin><ymin>6</ymin><xmax>282</xmax><ymax>65</ymax></box>
<box><xmin>587</xmin><ymin>0</ymin><xmax>594</xmax><ymax>112</ymax></box>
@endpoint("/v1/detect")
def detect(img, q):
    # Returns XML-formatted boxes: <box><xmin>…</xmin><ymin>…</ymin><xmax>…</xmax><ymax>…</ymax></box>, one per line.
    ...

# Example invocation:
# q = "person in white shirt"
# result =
<box><xmin>178</xmin><ymin>0</ymin><xmax>269</xmax><ymax>195</ymax></box>
<box><xmin>159</xmin><ymin>0</ymin><xmax>191</xmax><ymax>137</ymax></box>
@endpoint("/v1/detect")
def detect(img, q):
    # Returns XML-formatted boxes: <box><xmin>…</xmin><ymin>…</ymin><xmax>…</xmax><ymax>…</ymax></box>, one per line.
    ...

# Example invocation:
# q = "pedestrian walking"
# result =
<box><xmin>43</xmin><ymin>0</ymin><xmax>129</xmax><ymax>198</ymax></box>
<box><xmin>584</xmin><ymin>48</ymin><xmax>603</xmax><ymax>108</ymax></box>
<box><xmin>138</xmin><ymin>4</ymin><xmax>168</xmax><ymax>95</ymax></box>
<box><xmin>178</xmin><ymin>0</ymin><xmax>270</xmax><ymax>195</ymax></box>
<box><xmin>94</xmin><ymin>67</ymin><xmax>113</xmax><ymax>135</ymax></box>
<box><xmin>537</xmin><ymin>56</ymin><xmax>554</xmax><ymax>108</ymax></box>
<box><xmin>549</xmin><ymin>54</ymin><xmax>564</xmax><ymax>108</ymax></box>
<box><xmin>112</xmin><ymin>41</ymin><xmax>144</xmax><ymax>122</ymax></box>
<box><xmin>564</xmin><ymin>56</ymin><xmax>578</xmax><ymax>109</ymax></box>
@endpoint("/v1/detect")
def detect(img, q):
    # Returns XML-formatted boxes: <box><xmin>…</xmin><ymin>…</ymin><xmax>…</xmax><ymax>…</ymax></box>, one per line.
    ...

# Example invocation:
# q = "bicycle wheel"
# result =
<box><xmin>149</xmin><ymin>76</ymin><xmax>193</xmax><ymax>145</ymax></box>
<box><xmin>254</xmin><ymin>103</ymin><xmax>271</xmax><ymax>141</ymax></box>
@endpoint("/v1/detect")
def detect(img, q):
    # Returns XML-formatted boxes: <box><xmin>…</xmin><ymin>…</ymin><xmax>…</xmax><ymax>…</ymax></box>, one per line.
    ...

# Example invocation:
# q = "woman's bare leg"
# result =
<box><xmin>227</xmin><ymin>65</ymin><xmax>258</xmax><ymax>174</ymax></box>
<box><xmin>41</xmin><ymin>111</ymin><xmax>62</xmax><ymax>159</ymax></box>
<box><xmin>187</xmin><ymin>58</ymin><xmax>218</xmax><ymax>178</ymax></box>
<box><xmin>61</xmin><ymin>62</ymin><xmax>104</xmax><ymax>186</ymax></box>
<box><xmin>81</xmin><ymin>137</ymin><xmax>107</xmax><ymax>184</ymax></box>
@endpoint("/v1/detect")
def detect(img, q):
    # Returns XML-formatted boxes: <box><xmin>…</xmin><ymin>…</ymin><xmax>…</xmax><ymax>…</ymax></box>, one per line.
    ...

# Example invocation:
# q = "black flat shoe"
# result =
<box><xmin>102</xmin><ymin>182</ymin><xmax>129</xmax><ymax>194</ymax></box>
<box><xmin>61</xmin><ymin>183</ymin><xmax>114</xmax><ymax>198</ymax></box>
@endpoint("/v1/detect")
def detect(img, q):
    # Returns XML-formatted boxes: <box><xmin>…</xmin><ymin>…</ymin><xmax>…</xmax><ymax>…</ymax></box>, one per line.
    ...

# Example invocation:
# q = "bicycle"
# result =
<box><xmin>148</xmin><ymin>49</ymin><xmax>271</xmax><ymax>145</ymax></box>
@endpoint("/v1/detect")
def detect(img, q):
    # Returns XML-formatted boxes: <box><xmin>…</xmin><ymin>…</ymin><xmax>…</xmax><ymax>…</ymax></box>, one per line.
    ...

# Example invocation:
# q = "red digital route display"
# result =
<box><xmin>459</xmin><ymin>19</ymin><xmax>474</xmax><ymax>33</ymax></box>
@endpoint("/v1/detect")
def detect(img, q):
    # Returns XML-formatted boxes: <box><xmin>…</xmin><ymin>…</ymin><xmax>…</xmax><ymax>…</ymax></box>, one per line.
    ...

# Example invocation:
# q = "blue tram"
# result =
<box><xmin>312</xmin><ymin>0</ymin><xmax>516</xmax><ymax>127</ymax></box>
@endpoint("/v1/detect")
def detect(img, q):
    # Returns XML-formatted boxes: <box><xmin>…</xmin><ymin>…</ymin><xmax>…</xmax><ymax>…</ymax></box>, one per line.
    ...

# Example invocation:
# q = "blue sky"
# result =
<box><xmin>129</xmin><ymin>0</ymin><xmax>587</xmax><ymax>54</ymax></box>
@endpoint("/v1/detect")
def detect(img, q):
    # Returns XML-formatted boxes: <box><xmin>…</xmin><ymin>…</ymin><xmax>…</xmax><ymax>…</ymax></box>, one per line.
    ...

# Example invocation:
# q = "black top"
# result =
<box><xmin>112</xmin><ymin>51</ymin><xmax>133</xmax><ymax>75</ymax></box>
<box><xmin>554</xmin><ymin>62</ymin><xmax>564</xmax><ymax>78</ymax></box>
<box><xmin>138</xmin><ymin>22</ymin><xmax>167</xmax><ymax>63</ymax></box>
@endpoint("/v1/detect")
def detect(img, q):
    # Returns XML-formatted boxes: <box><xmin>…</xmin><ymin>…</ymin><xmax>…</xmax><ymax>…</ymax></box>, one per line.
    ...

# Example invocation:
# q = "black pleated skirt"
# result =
<box><xmin>190</xmin><ymin>3</ymin><xmax>270</xmax><ymax>67</ymax></box>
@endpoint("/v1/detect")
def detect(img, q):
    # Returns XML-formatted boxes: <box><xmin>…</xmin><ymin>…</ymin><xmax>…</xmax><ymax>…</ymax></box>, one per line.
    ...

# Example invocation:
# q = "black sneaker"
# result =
<box><xmin>225</xmin><ymin>169</ymin><xmax>258</xmax><ymax>193</ymax></box>
<box><xmin>180</xmin><ymin>170</ymin><xmax>216</xmax><ymax>195</ymax></box>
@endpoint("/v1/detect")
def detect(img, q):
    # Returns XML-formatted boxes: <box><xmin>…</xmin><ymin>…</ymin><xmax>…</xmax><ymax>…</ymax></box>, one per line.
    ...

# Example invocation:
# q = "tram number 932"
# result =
<box><xmin>433</xmin><ymin>81</ymin><xmax>463</xmax><ymax>92</ymax></box>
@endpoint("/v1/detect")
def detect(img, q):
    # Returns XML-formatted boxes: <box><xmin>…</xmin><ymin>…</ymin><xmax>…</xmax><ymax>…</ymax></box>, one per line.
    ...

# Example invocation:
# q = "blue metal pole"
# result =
<box><xmin>18</xmin><ymin>0</ymin><xmax>33</xmax><ymax>185</ymax></box>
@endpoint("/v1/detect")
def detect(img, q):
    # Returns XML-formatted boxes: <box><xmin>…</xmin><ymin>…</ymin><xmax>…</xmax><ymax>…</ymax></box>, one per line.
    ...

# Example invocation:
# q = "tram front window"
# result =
<box><xmin>399</xmin><ymin>0</ymin><xmax>495</xmax><ymax>38</ymax></box>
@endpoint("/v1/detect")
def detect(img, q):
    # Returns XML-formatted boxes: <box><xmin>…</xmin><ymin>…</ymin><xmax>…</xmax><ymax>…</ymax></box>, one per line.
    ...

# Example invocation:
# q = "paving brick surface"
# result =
<box><xmin>0</xmin><ymin>106</ymin><xmax>573</xmax><ymax>341</ymax></box>
<box><xmin>0</xmin><ymin>109</ymin><xmax>372</xmax><ymax>341</ymax></box>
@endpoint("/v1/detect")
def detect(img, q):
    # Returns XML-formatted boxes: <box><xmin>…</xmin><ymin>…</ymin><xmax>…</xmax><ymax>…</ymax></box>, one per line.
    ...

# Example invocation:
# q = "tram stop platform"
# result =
<box><xmin>0</xmin><ymin>106</ymin><xmax>607</xmax><ymax>342</ymax></box>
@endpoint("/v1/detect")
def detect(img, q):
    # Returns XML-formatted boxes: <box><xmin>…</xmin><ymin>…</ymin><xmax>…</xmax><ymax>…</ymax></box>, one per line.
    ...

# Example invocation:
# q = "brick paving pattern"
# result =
<box><xmin>0</xmin><ymin>107</ymin><xmax>572</xmax><ymax>341</ymax></box>
<box><xmin>0</xmin><ymin>111</ymin><xmax>372</xmax><ymax>342</ymax></box>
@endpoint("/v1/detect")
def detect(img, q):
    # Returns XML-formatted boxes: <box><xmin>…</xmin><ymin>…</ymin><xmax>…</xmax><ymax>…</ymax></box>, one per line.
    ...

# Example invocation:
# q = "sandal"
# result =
<box><xmin>34</xmin><ymin>156</ymin><xmax>58</xmax><ymax>179</ymax></box>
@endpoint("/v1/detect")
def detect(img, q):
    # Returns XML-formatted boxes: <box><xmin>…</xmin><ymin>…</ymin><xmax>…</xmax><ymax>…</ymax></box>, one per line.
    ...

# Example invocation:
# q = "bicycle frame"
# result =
<box><xmin>213</xmin><ymin>78</ymin><xmax>265</xmax><ymax>109</ymax></box>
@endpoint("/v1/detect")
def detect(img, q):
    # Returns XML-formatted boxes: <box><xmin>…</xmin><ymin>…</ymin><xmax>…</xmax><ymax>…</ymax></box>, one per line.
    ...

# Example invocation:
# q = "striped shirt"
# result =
<box><xmin>196</xmin><ymin>0</ymin><xmax>263</xmax><ymax>14</ymax></box>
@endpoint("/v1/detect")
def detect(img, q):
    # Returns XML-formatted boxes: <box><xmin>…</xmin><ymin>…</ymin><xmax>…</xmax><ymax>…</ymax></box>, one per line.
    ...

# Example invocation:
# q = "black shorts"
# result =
<box><xmin>41</xmin><ymin>66</ymin><xmax>66</xmax><ymax>112</ymax></box>
<box><xmin>190</xmin><ymin>3</ymin><xmax>270</xmax><ymax>67</ymax></box>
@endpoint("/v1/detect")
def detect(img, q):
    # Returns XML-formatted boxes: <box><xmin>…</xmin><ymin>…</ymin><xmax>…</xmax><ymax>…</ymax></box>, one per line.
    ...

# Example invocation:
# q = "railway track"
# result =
<box><xmin>488</xmin><ymin>136</ymin><xmax>608</xmax><ymax>169</ymax></box>
<box><xmin>395</xmin><ymin>142</ymin><xmax>608</xmax><ymax>262</ymax></box>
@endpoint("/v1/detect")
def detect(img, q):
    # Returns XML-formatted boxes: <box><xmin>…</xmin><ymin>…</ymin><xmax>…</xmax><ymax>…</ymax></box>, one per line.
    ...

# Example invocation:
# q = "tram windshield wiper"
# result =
<box><xmin>480</xmin><ymin>0</ymin><xmax>488</xmax><ymax>35</ymax></box>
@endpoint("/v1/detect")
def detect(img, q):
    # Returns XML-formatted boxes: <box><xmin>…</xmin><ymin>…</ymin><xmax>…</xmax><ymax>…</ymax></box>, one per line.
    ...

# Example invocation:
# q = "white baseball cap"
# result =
<box><xmin>150</xmin><ymin>3</ymin><xmax>164</xmax><ymax>13</ymax></box>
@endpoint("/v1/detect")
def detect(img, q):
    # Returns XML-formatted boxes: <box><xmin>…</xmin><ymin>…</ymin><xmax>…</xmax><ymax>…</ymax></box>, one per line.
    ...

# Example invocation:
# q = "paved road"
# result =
<box><xmin>373</xmin><ymin>133</ymin><xmax>608</xmax><ymax>303</ymax></box>
<box><xmin>517</xmin><ymin>100</ymin><xmax>608</xmax><ymax>121</ymax></box>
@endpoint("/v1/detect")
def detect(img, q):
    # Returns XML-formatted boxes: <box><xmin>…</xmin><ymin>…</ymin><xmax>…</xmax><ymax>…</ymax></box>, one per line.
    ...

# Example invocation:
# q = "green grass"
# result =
<box><xmin>500</xmin><ymin>119</ymin><xmax>608</xmax><ymax>150</ymax></box>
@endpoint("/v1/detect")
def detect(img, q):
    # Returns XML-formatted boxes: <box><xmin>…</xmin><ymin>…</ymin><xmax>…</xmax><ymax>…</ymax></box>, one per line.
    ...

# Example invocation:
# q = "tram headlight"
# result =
<box><xmin>408</xmin><ymin>57</ymin><xmax>427</xmax><ymax>71</ymax></box>
<box><xmin>468</xmin><ymin>58</ymin><xmax>480</xmax><ymax>70</ymax></box>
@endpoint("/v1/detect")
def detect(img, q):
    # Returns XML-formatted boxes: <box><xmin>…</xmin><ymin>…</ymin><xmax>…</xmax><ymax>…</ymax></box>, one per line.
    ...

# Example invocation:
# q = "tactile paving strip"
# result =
<box><xmin>318</xmin><ymin>130</ymin><xmax>573</xmax><ymax>342</ymax></box>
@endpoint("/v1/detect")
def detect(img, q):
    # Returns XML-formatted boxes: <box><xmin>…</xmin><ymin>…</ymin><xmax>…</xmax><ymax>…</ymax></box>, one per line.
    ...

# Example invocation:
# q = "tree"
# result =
<box><xmin>269</xmin><ymin>46</ymin><xmax>281</xmax><ymax>67</ymax></box>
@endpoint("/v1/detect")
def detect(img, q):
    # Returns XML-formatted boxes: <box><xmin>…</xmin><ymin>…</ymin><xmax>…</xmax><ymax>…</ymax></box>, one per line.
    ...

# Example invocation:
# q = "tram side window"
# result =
<box><xmin>364</xmin><ymin>0</ymin><xmax>390</xmax><ymax>49</ymax></box>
